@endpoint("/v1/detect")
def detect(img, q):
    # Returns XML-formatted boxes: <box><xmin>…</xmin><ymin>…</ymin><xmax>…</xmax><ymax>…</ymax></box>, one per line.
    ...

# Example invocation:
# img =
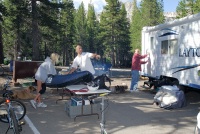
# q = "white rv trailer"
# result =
<box><xmin>141</xmin><ymin>12</ymin><xmax>200</xmax><ymax>86</ymax></box>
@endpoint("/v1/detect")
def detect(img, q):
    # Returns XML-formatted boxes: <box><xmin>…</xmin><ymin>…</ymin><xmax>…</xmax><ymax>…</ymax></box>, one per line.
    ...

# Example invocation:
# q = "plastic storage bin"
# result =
<box><xmin>65</xmin><ymin>101</ymin><xmax>100</xmax><ymax>118</ymax></box>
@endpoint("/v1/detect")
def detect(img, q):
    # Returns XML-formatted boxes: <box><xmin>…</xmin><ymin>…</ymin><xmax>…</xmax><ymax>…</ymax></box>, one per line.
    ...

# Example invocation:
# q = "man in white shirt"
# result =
<box><xmin>67</xmin><ymin>44</ymin><xmax>101</xmax><ymax>75</ymax></box>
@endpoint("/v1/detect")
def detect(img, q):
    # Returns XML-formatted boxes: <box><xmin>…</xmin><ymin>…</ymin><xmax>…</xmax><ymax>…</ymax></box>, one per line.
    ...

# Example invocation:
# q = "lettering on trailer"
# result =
<box><xmin>179</xmin><ymin>47</ymin><xmax>200</xmax><ymax>57</ymax></box>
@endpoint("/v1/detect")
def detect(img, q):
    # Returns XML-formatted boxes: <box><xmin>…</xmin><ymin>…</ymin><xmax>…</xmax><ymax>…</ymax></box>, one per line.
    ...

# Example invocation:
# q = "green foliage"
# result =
<box><xmin>0</xmin><ymin>2</ymin><xmax>5</xmax><ymax>64</ymax></box>
<box><xmin>186</xmin><ymin>0</ymin><xmax>196</xmax><ymax>14</ymax></box>
<box><xmin>130</xmin><ymin>0</ymin><xmax>142</xmax><ymax>51</ymax></box>
<box><xmin>32</xmin><ymin>0</ymin><xmax>64</xmax><ymax>60</ymax></box>
<box><xmin>2</xmin><ymin>0</ymin><xmax>64</xmax><ymax>61</ymax></box>
<box><xmin>194</xmin><ymin>0</ymin><xmax>200</xmax><ymax>13</ymax></box>
<box><xmin>87</xmin><ymin>4</ymin><xmax>99</xmax><ymax>53</ymax></box>
<box><xmin>130</xmin><ymin>0</ymin><xmax>164</xmax><ymax>55</ymax></box>
<box><xmin>176</xmin><ymin>0</ymin><xmax>189</xmax><ymax>18</ymax></box>
<box><xmin>176</xmin><ymin>0</ymin><xmax>198</xmax><ymax>18</ymax></box>
<box><xmin>2</xmin><ymin>0</ymin><xmax>29</xmax><ymax>60</ymax></box>
<box><xmin>117</xmin><ymin>4</ymin><xmax>131</xmax><ymax>67</ymax></box>
<box><xmin>98</xmin><ymin>0</ymin><xmax>131</xmax><ymax>67</ymax></box>
<box><xmin>99</xmin><ymin>0</ymin><xmax>121</xmax><ymax>66</ymax></box>
<box><xmin>4</xmin><ymin>58</ymin><xmax>9</xmax><ymax>65</ymax></box>
<box><xmin>1</xmin><ymin>0</ymin><xmax>173</xmax><ymax>67</ymax></box>
<box><xmin>59</xmin><ymin>0</ymin><xmax>75</xmax><ymax>66</ymax></box>
<box><xmin>74</xmin><ymin>2</ymin><xmax>88</xmax><ymax>50</ymax></box>
<box><xmin>140</xmin><ymin>0</ymin><xmax>164</xmax><ymax>26</ymax></box>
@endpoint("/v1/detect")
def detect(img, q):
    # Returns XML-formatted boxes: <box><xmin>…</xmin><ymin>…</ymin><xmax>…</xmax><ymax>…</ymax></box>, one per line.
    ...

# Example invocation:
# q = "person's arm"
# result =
<box><xmin>136</xmin><ymin>52</ymin><xmax>150</xmax><ymax>59</ymax></box>
<box><xmin>67</xmin><ymin>67</ymin><xmax>76</xmax><ymax>74</ymax></box>
<box><xmin>137</xmin><ymin>54</ymin><xmax>148</xmax><ymax>59</ymax></box>
<box><xmin>65</xmin><ymin>59</ymin><xmax>78</xmax><ymax>74</ymax></box>
<box><xmin>91</xmin><ymin>53</ymin><xmax>101</xmax><ymax>60</ymax></box>
<box><xmin>48</xmin><ymin>62</ymin><xmax>57</xmax><ymax>75</ymax></box>
<box><xmin>140</xmin><ymin>57</ymin><xmax>150</xmax><ymax>64</ymax></box>
<box><xmin>140</xmin><ymin>60</ymin><xmax>148</xmax><ymax>64</ymax></box>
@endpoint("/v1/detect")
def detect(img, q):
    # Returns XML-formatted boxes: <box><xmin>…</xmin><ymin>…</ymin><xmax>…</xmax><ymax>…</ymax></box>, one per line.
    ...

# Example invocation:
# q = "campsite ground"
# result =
<box><xmin>0</xmin><ymin>67</ymin><xmax>200</xmax><ymax>134</ymax></box>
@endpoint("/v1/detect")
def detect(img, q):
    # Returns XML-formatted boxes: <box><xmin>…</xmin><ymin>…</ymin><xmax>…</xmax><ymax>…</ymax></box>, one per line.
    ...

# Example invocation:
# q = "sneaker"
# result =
<box><xmin>37</xmin><ymin>102</ymin><xmax>47</xmax><ymax>108</ymax></box>
<box><xmin>30</xmin><ymin>100</ymin><xmax>37</xmax><ymax>109</ymax></box>
<box><xmin>130</xmin><ymin>90</ymin><xmax>133</xmax><ymax>93</ymax></box>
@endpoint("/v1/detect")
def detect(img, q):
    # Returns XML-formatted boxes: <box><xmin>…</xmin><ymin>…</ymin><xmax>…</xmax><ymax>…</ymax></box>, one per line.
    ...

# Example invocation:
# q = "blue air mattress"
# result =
<box><xmin>188</xmin><ymin>83</ymin><xmax>200</xmax><ymax>90</ymax></box>
<box><xmin>45</xmin><ymin>71</ymin><xmax>94</xmax><ymax>88</ymax></box>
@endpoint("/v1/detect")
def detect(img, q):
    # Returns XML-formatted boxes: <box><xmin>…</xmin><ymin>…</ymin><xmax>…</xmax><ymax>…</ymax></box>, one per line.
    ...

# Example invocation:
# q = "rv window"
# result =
<box><xmin>169</xmin><ymin>39</ymin><xmax>178</xmax><ymax>55</ymax></box>
<box><xmin>161</xmin><ymin>39</ymin><xmax>178</xmax><ymax>55</ymax></box>
<box><xmin>161</xmin><ymin>40</ymin><xmax>168</xmax><ymax>54</ymax></box>
<box><xmin>150</xmin><ymin>37</ymin><xmax>154</xmax><ymax>49</ymax></box>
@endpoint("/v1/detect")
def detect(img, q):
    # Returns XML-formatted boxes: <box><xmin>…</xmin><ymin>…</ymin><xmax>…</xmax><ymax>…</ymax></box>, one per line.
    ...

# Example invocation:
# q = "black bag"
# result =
<box><xmin>154</xmin><ymin>76</ymin><xmax>179</xmax><ymax>89</ymax></box>
<box><xmin>115</xmin><ymin>85</ymin><xmax>127</xmax><ymax>93</ymax></box>
<box><xmin>154</xmin><ymin>78</ymin><xmax>173</xmax><ymax>89</ymax></box>
<box><xmin>93</xmin><ymin>74</ymin><xmax>111</xmax><ymax>89</ymax></box>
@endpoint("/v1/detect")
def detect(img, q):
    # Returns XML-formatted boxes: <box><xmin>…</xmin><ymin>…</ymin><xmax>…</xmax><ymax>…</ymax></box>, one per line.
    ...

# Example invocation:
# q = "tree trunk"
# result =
<box><xmin>31</xmin><ymin>0</ymin><xmax>40</xmax><ymax>61</ymax></box>
<box><xmin>111</xmin><ymin>50</ymin><xmax>115</xmax><ymax>67</ymax></box>
<box><xmin>16</xmin><ymin>28</ymin><xmax>21</xmax><ymax>60</ymax></box>
<box><xmin>115</xmin><ymin>47</ymin><xmax>119</xmax><ymax>67</ymax></box>
<box><xmin>14</xmin><ymin>41</ymin><xmax>17</xmax><ymax>60</ymax></box>
<box><xmin>0</xmin><ymin>24</ymin><xmax>3</xmax><ymax>64</ymax></box>
<box><xmin>63</xmin><ymin>38</ymin><xmax>66</xmax><ymax>66</ymax></box>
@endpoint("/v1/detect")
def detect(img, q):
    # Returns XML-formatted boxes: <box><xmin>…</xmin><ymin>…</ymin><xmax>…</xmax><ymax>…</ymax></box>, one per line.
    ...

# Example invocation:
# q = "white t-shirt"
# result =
<box><xmin>35</xmin><ymin>57</ymin><xmax>57</xmax><ymax>82</ymax></box>
<box><xmin>71</xmin><ymin>52</ymin><xmax>95</xmax><ymax>74</ymax></box>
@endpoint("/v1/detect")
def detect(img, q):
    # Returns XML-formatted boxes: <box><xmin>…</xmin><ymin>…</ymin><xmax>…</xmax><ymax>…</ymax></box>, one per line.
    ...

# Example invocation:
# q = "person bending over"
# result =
<box><xmin>30</xmin><ymin>53</ymin><xmax>59</xmax><ymax>109</ymax></box>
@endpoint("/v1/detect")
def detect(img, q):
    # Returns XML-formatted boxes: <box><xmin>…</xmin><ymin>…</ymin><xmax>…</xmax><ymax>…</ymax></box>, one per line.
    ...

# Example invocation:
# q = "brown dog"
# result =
<box><xmin>12</xmin><ymin>86</ymin><xmax>36</xmax><ymax>100</ymax></box>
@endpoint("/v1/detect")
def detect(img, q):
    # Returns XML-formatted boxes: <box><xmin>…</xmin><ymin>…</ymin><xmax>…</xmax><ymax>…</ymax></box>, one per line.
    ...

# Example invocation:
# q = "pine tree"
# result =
<box><xmin>31</xmin><ymin>0</ymin><xmax>40</xmax><ymax>60</ymax></box>
<box><xmin>130</xmin><ymin>0</ymin><xmax>164</xmax><ymax>53</ymax></box>
<box><xmin>117</xmin><ymin>3</ymin><xmax>131</xmax><ymax>67</ymax></box>
<box><xmin>74</xmin><ymin>2</ymin><xmax>88</xmax><ymax>50</ymax></box>
<box><xmin>157</xmin><ymin>0</ymin><xmax>165</xmax><ymax>23</ymax></box>
<box><xmin>194</xmin><ymin>0</ymin><xmax>200</xmax><ymax>13</ymax></box>
<box><xmin>99</xmin><ymin>0</ymin><xmax>121</xmax><ymax>67</ymax></box>
<box><xmin>130</xmin><ymin>0</ymin><xmax>142</xmax><ymax>51</ymax></box>
<box><xmin>185</xmin><ymin>0</ymin><xmax>196</xmax><ymax>14</ymax></box>
<box><xmin>176</xmin><ymin>0</ymin><xmax>196</xmax><ymax>18</ymax></box>
<box><xmin>0</xmin><ymin>3</ymin><xmax>6</xmax><ymax>63</ymax></box>
<box><xmin>33</xmin><ymin>0</ymin><xmax>64</xmax><ymax>60</ymax></box>
<box><xmin>0</xmin><ymin>23</ymin><xmax>3</xmax><ymax>64</ymax></box>
<box><xmin>176</xmin><ymin>0</ymin><xmax>190</xmax><ymax>18</ymax></box>
<box><xmin>87</xmin><ymin>3</ymin><xmax>98</xmax><ymax>53</ymax></box>
<box><xmin>2</xmin><ymin>0</ymin><xmax>29</xmax><ymax>60</ymax></box>
<box><xmin>59</xmin><ymin>0</ymin><xmax>75</xmax><ymax>66</ymax></box>
<box><xmin>140</xmin><ymin>0</ymin><xmax>164</xmax><ymax>27</ymax></box>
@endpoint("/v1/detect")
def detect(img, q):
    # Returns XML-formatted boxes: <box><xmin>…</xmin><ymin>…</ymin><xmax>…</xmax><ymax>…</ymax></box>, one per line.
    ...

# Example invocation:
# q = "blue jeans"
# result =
<box><xmin>130</xmin><ymin>70</ymin><xmax>139</xmax><ymax>90</ymax></box>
